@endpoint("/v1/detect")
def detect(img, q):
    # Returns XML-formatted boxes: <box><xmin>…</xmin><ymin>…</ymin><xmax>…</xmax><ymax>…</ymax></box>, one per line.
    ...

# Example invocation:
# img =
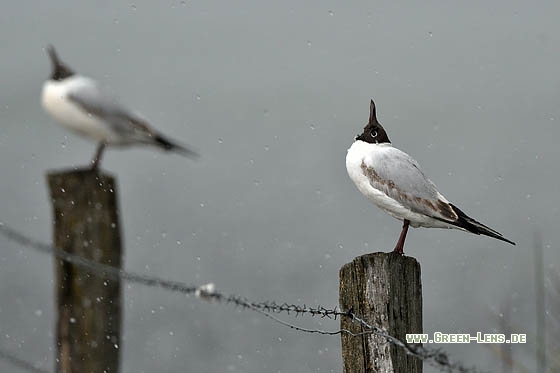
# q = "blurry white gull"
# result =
<box><xmin>346</xmin><ymin>100</ymin><xmax>515</xmax><ymax>254</ymax></box>
<box><xmin>41</xmin><ymin>45</ymin><xmax>197</xmax><ymax>170</ymax></box>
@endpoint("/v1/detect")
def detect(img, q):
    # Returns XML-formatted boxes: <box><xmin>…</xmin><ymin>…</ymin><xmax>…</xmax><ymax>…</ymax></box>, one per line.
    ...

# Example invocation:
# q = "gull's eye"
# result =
<box><xmin>371</xmin><ymin>130</ymin><xmax>378</xmax><ymax>138</ymax></box>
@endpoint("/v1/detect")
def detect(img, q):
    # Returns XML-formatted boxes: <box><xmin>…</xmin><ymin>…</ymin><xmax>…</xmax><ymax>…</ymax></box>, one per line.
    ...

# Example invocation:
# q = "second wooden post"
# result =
<box><xmin>48</xmin><ymin>169</ymin><xmax>123</xmax><ymax>373</ymax></box>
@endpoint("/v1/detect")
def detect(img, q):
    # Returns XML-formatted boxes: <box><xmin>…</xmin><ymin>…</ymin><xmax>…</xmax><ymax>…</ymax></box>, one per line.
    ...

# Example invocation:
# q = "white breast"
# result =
<box><xmin>41</xmin><ymin>77</ymin><xmax>119</xmax><ymax>143</ymax></box>
<box><xmin>346</xmin><ymin>142</ymin><xmax>407</xmax><ymax>217</ymax></box>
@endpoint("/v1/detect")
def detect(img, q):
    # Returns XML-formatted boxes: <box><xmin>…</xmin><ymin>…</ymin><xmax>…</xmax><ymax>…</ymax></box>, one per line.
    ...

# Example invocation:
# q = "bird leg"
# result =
<box><xmin>90</xmin><ymin>143</ymin><xmax>106</xmax><ymax>171</ymax></box>
<box><xmin>393</xmin><ymin>219</ymin><xmax>410</xmax><ymax>255</ymax></box>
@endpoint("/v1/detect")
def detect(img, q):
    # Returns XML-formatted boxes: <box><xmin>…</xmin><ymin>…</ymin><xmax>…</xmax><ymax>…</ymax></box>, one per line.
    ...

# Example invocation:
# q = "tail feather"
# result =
<box><xmin>450</xmin><ymin>204</ymin><xmax>515</xmax><ymax>245</ymax></box>
<box><xmin>154</xmin><ymin>134</ymin><xmax>199</xmax><ymax>159</ymax></box>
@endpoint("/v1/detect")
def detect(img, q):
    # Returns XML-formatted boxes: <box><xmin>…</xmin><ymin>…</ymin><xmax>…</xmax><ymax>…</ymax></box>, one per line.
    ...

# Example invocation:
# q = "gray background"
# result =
<box><xmin>1</xmin><ymin>1</ymin><xmax>558</xmax><ymax>372</ymax></box>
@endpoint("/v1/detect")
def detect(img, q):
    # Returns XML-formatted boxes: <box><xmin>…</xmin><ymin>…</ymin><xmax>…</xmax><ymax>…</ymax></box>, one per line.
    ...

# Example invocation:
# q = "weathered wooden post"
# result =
<box><xmin>339</xmin><ymin>252</ymin><xmax>422</xmax><ymax>373</ymax></box>
<box><xmin>48</xmin><ymin>169</ymin><xmax>122</xmax><ymax>373</ymax></box>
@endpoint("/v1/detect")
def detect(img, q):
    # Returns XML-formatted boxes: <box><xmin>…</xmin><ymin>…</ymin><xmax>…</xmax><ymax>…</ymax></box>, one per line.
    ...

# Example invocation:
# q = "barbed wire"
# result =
<box><xmin>0</xmin><ymin>222</ymin><xmax>477</xmax><ymax>373</ymax></box>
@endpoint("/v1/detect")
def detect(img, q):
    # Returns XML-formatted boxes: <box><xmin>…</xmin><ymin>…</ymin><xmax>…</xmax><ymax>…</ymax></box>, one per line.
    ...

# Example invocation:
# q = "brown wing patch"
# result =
<box><xmin>361</xmin><ymin>161</ymin><xmax>397</xmax><ymax>192</ymax></box>
<box><xmin>435</xmin><ymin>200</ymin><xmax>458</xmax><ymax>221</ymax></box>
<box><xmin>361</xmin><ymin>161</ymin><xmax>458</xmax><ymax>221</ymax></box>
<box><xmin>361</xmin><ymin>160</ymin><xmax>410</xmax><ymax>202</ymax></box>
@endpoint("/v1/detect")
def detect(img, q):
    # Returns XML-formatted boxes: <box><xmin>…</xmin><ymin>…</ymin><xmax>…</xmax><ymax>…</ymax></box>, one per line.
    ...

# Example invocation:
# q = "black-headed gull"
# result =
<box><xmin>41</xmin><ymin>45</ymin><xmax>197</xmax><ymax>170</ymax></box>
<box><xmin>346</xmin><ymin>100</ymin><xmax>515</xmax><ymax>254</ymax></box>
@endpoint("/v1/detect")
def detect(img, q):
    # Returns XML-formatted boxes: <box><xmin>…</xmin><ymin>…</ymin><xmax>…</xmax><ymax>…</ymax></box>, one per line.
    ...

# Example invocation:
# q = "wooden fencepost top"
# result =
<box><xmin>339</xmin><ymin>252</ymin><xmax>423</xmax><ymax>373</ymax></box>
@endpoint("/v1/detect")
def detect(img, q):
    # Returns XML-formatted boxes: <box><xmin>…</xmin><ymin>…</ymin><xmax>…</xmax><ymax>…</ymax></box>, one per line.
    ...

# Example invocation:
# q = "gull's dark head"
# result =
<box><xmin>355</xmin><ymin>99</ymin><xmax>390</xmax><ymax>144</ymax></box>
<box><xmin>46</xmin><ymin>45</ymin><xmax>74</xmax><ymax>81</ymax></box>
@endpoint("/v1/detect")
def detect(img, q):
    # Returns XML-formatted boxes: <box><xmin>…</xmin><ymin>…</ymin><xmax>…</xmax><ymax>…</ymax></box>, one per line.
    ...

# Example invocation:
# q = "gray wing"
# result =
<box><xmin>68</xmin><ymin>83</ymin><xmax>156</xmax><ymax>142</ymax></box>
<box><xmin>362</xmin><ymin>147</ymin><xmax>458</xmax><ymax>221</ymax></box>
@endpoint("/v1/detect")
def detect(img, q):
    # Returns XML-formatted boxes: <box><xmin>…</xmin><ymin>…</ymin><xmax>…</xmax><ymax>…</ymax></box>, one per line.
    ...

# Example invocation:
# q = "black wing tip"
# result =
<box><xmin>155</xmin><ymin>135</ymin><xmax>199</xmax><ymax>159</ymax></box>
<box><xmin>505</xmin><ymin>238</ymin><xmax>516</xmax><ymax>245</ymax></box>
<box><xmin>449</xmin><ymin>203</ymin><xmax>515</xmax><ymax>245</ymax></box>
<box><xmin>491</xmin><ymin>234</ymin><xmax>516</xmax><ymax>246</ymax></box>
<box><xmin>176</xmin><ymin>146</ymin><xmax>200</xmax><ymax>160</ymax></box>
